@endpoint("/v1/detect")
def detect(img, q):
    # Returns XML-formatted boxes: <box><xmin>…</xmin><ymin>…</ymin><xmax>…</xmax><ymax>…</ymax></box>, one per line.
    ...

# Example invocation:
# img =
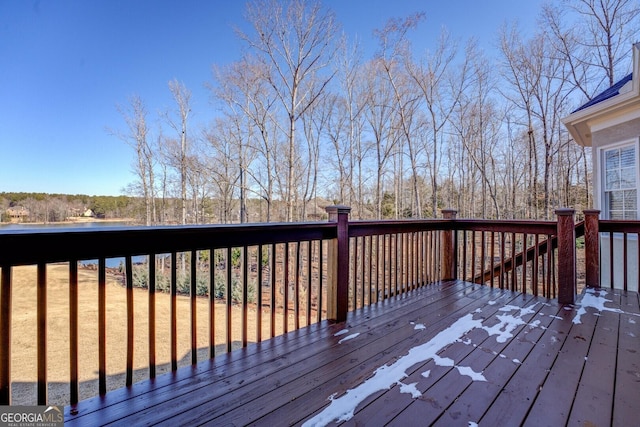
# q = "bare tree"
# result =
<box><xmin>238</xmin><ymin>0</ymin><xmax>339</xmax><ymax>221</ymax></box>
<box><xmin>331</xmin><ymin>37</ymin><xmax>368</xmax><ymax>217</ymax></box>
<box><xmin>362</xmin><ymin>58</ymin><xmax>397</xmax><ymax>218</ymax></box>
<box><xmin>407</xmin><ymin>28</ymin><xmax>466</xmax><ymax>217</ymax></box>
<box><xmin>451</xmin><ymin>46</ymin><xmax>502</xmax><ymax>218</ymax></box>
<box><xmin>212</xmin><ymin>55</ymin><xmax>276</xmax><ymax>222</ymax></box>
<box><xmin>499</xmin><ymin>26</ymin><xmax>541</xmax><ymax>218</ymax></box>
<box><xmin>325</xmin><ymin>93</ymin><xmax>351</xmax><ymax>204</ymax></box>
<box><xmin>204</xmin><ymin>118</ymin><xmax>240</xmax><ymax>223</ymax></box>
<box><xmin>501</xmin><ymin>25</ymin><xmax>574</xmax><ymax>219</ymax></box>
<box><xmin>111</xmin><ymin>95</ymin><xmax>156</xmax><ymax>225</ymax></box>
<box><xmin>540</xmin><ymin>0</ymin><xmax>638</xmax><ymax>213</ymax></box>
<box><xmin>164</xmin><ymin>79</ymin><xmax>192</xmax><ymax>224</ymax></box>
<box><xmin>374</xmin><ymin>13</ymin><xmax>425</xmax><ymax>217</ymax></box>
<box><xmin>300</xmin><ymin>85</ymin><xmax>330</xmax><ymax>219</ymax></box>
<box><xmin>539</xmin><ymin>0</ymin><xmax>639</xmax><ymax>108</ymax></box>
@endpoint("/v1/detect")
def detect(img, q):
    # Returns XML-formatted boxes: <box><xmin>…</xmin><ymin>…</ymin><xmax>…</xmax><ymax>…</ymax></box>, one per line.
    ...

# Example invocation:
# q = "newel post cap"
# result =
<box><xmin>555</xmin><ymin>208</ymin><xmax>576</xmax><ymax>216</ymax></box>
<box><xmin>441</xmin><ymin>208</ymin><xmax>458</xmax><ymax>219</ymax></box>
<box><xmin>325</xmin><ymin>205</ymin><xmax>352</xmax><ymax>214</ymax></box>
<box><xmin>325</xmin><ymin>205</ymin><xmax>351</xmax><ymax>221</ymax></box>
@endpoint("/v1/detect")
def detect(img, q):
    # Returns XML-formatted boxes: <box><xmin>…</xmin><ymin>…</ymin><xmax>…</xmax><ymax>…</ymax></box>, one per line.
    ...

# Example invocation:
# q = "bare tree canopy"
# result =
<box><xmin>236</xmin><ymin>0</ymin><xmax>340</xmax><ymax>221</ymax></box>
<box><xmin>107</xmin><ymin>0</ymin><xmax>635</xmax><ymax>225</ymax></box>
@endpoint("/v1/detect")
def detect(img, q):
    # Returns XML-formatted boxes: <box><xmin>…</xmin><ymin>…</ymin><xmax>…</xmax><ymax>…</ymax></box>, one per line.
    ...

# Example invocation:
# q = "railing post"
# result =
<box><xmin>325</xmin><ymin>205</ymin><xmax>351</xmax><ymax>322</ymax></box>
<box><xmin>556</xmin><ymin>208</ymin><xmax>576</xmax><ymax>304</ymax></box>
<box><xmin>584</xmin><ymin>210</ymin><xmax>601</xmax><ymax>288</ymax></box>
<box><xmin>441</xmin><ymin>209</ymin><xmax>458</xmax><ymax>281</ymax></box>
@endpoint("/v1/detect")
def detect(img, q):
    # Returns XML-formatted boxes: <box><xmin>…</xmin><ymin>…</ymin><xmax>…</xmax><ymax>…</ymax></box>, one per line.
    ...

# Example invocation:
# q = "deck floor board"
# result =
<box><xmin>568</xmin><ymin>292</ymin><xmax>619</xmax><ymax>426</ymax></box>
<box><xmin>64</xmin><ymin>281</ymin><xmax>640</xmax><ymax>426</ymax></box>
<box><xmin>613</xmin><ymin>290</ymin><xmax>640</xmax><ymax>426</ymax></box>
<box><xmin>433</xmin><ymin>294</ymin><xmax>563</xmax><ymax>426</ymax></box>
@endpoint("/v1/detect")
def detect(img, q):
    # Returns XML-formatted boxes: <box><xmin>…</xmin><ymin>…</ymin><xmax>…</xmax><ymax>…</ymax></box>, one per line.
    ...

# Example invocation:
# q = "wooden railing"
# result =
<box><xmin>0</xmin><ymin>206</ymin><xmax>628</xmax><ymax>408</ymax></box>
<box><xmin>0</xmin><ymin>221</ymin><xmax>336</xmax><ymax>407</ymax></box>
<box><xmin>325</xmin><ymin>207</ymin><xmax>578</xmax><ymax>314</ymax></box>
<box><xmin>455</xmin><ymin>219</ymin><xmax>558</xmax><ymax>296</ymax></box>
<box><xmin>585</xmin><ymin>209</ymin><xmax>640</xmax><ymax>292</ymax></box>
<box><xmin>346</xmin><ymin>216</ymin><xmax>449</xmax><ymax>308</ymax></box>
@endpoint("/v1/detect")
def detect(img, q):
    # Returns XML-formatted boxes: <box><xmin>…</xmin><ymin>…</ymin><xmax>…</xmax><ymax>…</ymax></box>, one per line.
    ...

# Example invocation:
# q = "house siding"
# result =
<box><xmin>590</xmin><ymin>116</ymin><xmax>640</xmax><ymax>211</ymax></box>
<box><xmin>591</xmin><ymin>117</ymin><xmax>640</xmax><ymax>291</ymax></box>
<box><xmin>592</xmin><ymin>116</ymin><xmax>640</xmax><ymax>147</ymax></box>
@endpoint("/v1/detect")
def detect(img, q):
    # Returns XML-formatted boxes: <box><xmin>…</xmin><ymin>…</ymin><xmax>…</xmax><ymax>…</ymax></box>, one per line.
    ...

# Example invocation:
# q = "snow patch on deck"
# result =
<box><xmin>456</xmin><ymin>365</ymin><xmax>486</xmax><ymax>381</ymax></box>
<box><xmin>398</xmin><ymin>381</ymin><xmax>421</xmax><ymax>398</ymax></box>
<box><xmin>303</xmin><ymin>302</ymin><xmax>540</xmax><ymax>426</ymax></box>
<box><xmin>338</xmin><ymin>333</ymin><xmax>360</xmax><ymax>344</ymax></box>
<box><xmin>572</xmin><ymin>289</ymin><xmax>624</xmax><ymax>324</ymax></box>
<box><xmin>480</xmin><ymin>303</ymin><xmax>539</xmax><ymax>343</ymax></box>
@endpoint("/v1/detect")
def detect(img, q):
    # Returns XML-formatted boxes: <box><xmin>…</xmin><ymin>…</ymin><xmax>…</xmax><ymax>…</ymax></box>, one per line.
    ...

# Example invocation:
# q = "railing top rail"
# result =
<box><xmin>348</xmin><ymin>219</ymin><xmax>453</xmax><ymax>237</ymax></box>
<box><xmin>347</xmin><ymin>217</ymin><xmax>558</xmax><ymax>237</ymax></box>
<box><xmin>599</xmin><ymin>219</ymin><xmax>640</xmax><ymax>233</ymax></box>
<box><xmin>450</xmin><ymin>219</ymin><xmax>557</xmax><ymax>235</ymax></box>
<box><xmin>0</xmin><ymin>221</ymin><xmax>337</xmax><ymax>266</ymax></box>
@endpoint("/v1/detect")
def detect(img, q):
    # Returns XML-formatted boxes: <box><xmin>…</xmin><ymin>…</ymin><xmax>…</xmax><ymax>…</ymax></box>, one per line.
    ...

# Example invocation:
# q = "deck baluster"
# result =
<box><xmin>149</xmin><ymin>254</ymin><xmax>157</xmax><ymax>376</ymax></box>
<box><xmin>441</xmin><ymin>209</ymin><xmax>457</xmax><ymax>280</ymax></box>
<box><xmin>69</xmin><ymin>261</ymin><xmax>79</xmax><ymax>405</ymax></box>
<box><xmin>0</xmin><ymin>265</ymin><xmax>10</xmax><ymax>404</ymax></box>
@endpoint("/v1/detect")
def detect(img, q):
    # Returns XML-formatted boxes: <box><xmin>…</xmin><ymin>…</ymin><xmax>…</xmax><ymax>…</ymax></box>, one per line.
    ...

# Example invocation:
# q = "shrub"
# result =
<box><xmin>130</xmin><ymin>264</ymin><xmax>256</xmax><ymax>303</ymax></box>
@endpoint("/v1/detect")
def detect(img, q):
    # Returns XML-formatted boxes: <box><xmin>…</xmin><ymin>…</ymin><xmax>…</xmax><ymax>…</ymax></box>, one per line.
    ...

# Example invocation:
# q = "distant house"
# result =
<box><xmin>5</xmin><ymin>206</ymin><xmax>30</xmax><ymax>223</ymax></box>
<box><xmin>563</xmin><ymin>42</ymin><xmax>640</xmax><ymax>291</ymax></box>
<box><xmin>82</xmin><ymin>208</ymin><xmax>96</xmax><ymax>218</ymax></box>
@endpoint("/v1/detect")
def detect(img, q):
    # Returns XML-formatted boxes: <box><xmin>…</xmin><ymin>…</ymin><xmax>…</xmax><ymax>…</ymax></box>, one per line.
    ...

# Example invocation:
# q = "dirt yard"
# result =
<box><xmin>8</xmin><ymin>264</ymin><xmax>267</xmax><ymax>406</ymax></box>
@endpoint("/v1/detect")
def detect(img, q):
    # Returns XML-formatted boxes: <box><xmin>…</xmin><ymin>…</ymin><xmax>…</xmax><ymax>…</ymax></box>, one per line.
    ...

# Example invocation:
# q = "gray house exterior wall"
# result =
<box><xmin>590</xmin><ymin>116</ymin><xmax>640</xmax><ymax>212</ymax></box>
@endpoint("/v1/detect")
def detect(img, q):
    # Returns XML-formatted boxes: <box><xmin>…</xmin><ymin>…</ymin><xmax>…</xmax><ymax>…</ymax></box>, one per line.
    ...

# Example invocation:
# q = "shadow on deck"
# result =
<box><xmin>65</xmin><ymin>280</ymin><xmax>640</xmax><ymax>426</ymax></box>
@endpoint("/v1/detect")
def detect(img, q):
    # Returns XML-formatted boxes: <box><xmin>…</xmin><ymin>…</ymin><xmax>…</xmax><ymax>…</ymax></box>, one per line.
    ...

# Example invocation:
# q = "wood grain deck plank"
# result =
<box><xmin>388</xmin><ymin>294</ymin><xmax>549</xmax><ymax>426</ymax></box>
<box><xmin>521</xmin><ymin>291</ymin><xmax>601</xmax><ymax>427</ymax></box>
<box><xmin>65</xmin><ymin>280</ymin><xmax>469</xmax><ymax>425</ymax></box>
<box><xmin>67</xmin><ymin>281</ymin><xmax>477</xmax><ymax>426</ymax></box>
<box><xmin>568</xmin><ymin>290</ymin><xmax>620</xmax><ymax>426</ymax></box>
<box><xmin>478</xmin><ymin>303</ymin><xmax>575</xmax><ymax>426</ymax></box>
<box><xmin>432</xmin><ymin>297</ymin><xmax>565</xmax><ymax>426</ymax></box>
<box><xmin>613</xmin><ymin>289</ymin><xmax>640</xmax><ymax>426</ymax></box>
<box><xmin>172</xmin><ymin>283</ymin><xmax>490</xmax><ymax>426</ymax></box>
<box><xmin>342</xmin><ymin>291</ymin><xmax>531</xmax><ymax>427</ymax></box>
<box><xmin>61</xmin><ymin>284</ymin><xmax>640</xmax><ymax>427</ymax></box>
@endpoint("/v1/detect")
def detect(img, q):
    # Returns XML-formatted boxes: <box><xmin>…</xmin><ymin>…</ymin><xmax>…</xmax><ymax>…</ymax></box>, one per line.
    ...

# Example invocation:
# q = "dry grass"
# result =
<box><xmin>7</xmin><ymin>264</ymin><xmax>275</xmax><ymax>406</ymax></box>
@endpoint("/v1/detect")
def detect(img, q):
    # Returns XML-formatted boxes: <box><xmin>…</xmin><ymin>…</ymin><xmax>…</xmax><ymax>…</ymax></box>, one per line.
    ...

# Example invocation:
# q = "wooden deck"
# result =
<box><xmin>64</xmin><ymin>280</ymin><xmax>640</xmax><ymax>426</ymax></box>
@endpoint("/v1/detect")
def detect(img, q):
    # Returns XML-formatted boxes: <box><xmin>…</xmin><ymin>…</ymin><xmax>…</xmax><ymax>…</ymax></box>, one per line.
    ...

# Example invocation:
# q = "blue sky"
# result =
<box><xmin>0</xmin><ymin>0</ymin><xmax>541</xmax><ymax>197</ymax></box>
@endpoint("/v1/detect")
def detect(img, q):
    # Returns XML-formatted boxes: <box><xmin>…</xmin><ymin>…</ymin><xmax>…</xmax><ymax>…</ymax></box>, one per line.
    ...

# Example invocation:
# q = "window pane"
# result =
<box><xmin>609</xmin><ymin>190</ymin><xmax>624</xmax><ymax>211</ymax></box>
<box><xmin>624</xmin><ymin>189</ymin><xmax>637</xmax><ymax>210</ymax></box>
<box><xmin>605</xmin><ymin>149</ymin><xmax>620</xmax><ymax>170</ymax></box>
<box><xmin>603</xmin><ymin>144</ymin><xmax>637</xmax><ymax>220</ymax></box>
<box><xmin>606</xmin><ymin>170</ymin><xmax>620</xmax><ymax>190</ymax></box>
<box><xmin>621</xmin><ymin>167</ymin><xmax>636</xmax><ymax>188</ymax></box>
<box><xmin>620</xmin><ymin>146</ymin><xmax>635</xmax><ymax>168</ymax></box>
<box><xmin>610</xmin><ymin>210</ymin><xmax>625</xmax><ymax>220</ymax></box>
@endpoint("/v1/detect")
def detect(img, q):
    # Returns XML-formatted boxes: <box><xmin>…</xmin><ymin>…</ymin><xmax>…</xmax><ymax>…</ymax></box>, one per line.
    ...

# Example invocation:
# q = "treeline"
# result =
<box><xmin>0</xmin><ymin>192</ymin><xmax>137</xmax><ymax>223</ymax></box>
<box><xmin>0</xmin><ymin>191</ymin><xmax>334</xmax><ymax>224</ymax></box>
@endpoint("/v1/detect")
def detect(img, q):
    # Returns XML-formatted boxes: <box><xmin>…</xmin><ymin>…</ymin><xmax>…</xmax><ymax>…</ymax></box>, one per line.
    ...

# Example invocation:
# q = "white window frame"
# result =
<box><xmin>598</xmin><ymin>138</ymin><xmax>640</xmax><ymax>220</ymax></box>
